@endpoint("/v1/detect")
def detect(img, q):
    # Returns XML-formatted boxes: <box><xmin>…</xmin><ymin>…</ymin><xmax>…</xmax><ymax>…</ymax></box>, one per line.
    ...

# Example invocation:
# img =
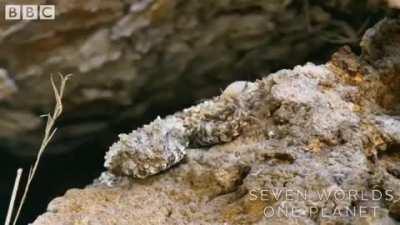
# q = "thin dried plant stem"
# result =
<box><xmin>4</xmin><ymin>169</ymin><xmax>23</xmax><ymax>225</ymax></box>
<box><xmin>11</xmin><ymin>73</ymin><xmax>71</xmax><ymax>225</ymax></box>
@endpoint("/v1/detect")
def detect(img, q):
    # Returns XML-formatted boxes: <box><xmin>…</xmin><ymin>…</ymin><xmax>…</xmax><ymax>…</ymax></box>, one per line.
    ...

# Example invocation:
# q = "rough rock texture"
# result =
<box><xmin>31</xmin><ymin>17</ymin><xmax>400</xmax><ymax>225</ymax></box>
<box><xmin>0</xmin><ymin>0</ymin><xmax>389</xmax><ymax>156</ymax></box>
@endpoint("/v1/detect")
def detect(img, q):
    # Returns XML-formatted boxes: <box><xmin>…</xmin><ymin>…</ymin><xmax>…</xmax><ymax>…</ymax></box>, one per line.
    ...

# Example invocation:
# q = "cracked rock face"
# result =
<box><xmin>31</xmin><ymin>18</ymin><xmax>400</xmax><ymax>225</ymax></box>
<box><xmin>0</xmin><ymin>0</ymin><xmax>388</xmax><ymax>156</ymax></box>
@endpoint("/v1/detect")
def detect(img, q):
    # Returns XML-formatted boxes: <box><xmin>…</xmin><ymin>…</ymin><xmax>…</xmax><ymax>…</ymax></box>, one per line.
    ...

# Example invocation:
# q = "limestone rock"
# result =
<box><xmin>0</xmin><ymin>0</ymin><xmax>389</xmax><ymax>156</ymax></box>
<box><xmin>31</xmin><ymin>18</ymin><xmax>400</xmax><ymax>225</ymax></box>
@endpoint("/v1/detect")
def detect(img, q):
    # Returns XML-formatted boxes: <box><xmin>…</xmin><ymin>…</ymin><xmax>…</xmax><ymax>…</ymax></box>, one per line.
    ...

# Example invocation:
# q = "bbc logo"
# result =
<box><xmin>5</xmin><ymin>5</ymin><xmax>55</xmax><ymax>20</ymax></box>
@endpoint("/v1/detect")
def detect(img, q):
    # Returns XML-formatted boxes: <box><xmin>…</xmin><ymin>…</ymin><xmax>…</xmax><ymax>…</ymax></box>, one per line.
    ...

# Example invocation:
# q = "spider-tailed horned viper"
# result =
<box><xmin>102</xmin><ymin>80</ymin><xmax>262</xmax><ymax>182</ymax></box>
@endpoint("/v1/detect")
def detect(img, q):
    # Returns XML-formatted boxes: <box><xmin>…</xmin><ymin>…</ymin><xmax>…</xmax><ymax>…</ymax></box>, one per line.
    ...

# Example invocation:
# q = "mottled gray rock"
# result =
<box><xmin>31</xmin><ymin>17</ymin><xmax>400</xmax><ymax>225</ymax></box>
<box><xmin>0</xmin><ymin>0</ymin><xmax>389</xmax><ymax>156</ymax></box>
<box><xmin>373</xmin><ymin>115</ymin><xmax>400</xmax><ymax>144</ymax></box>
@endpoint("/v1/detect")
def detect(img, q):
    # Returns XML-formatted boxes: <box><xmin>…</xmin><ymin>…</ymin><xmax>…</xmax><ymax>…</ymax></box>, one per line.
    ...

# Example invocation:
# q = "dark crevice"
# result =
<box><xmin>378</xmin><ymin>144</ymin><xmax>400</xmax><ymax>179</ymax></box>
<box><xmin>262</xmin><ymin>152</ymin><xmax>296</xmax><ymax>164</ymax></box>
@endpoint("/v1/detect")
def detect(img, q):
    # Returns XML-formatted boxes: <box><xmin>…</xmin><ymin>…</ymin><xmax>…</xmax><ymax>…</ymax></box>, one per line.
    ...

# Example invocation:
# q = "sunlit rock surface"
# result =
<box><xmin>31</xmin><ymin>18</ymin><xmax>400</xmax><ymax>225</ymax></box>
<box><xmin>0</xmin><ymin>0</ymin><xmax>388</xmax><ymax>156</ymax></box>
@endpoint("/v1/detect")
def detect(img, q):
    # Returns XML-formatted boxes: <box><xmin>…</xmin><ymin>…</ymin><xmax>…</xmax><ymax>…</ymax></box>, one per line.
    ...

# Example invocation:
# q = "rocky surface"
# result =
<box><xmin>31</xmin><ymin>17</ymin><xmax>400</xmax><ymax>225</ymax></box>
<box><xmin>0</xmin><ymin>0</ymin><xmax>389</xmax><ymax>156</ymax></box>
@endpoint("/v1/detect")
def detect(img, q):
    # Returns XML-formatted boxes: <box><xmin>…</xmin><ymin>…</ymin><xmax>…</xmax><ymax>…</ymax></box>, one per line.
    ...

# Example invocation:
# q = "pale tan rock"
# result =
<box><xmin>0</xmin><ymin>0</ymin><xmax>390</xmax><ymax>157</ymax></box>
<box><xmin>31</xmin><ymin>18</ymin><xmax>400</xmax><ymax>225</ymax></box>
<box><xmin>387</xmin><ymin>0</ymin><xmax>400</xmax><ymax>8</ymax></box>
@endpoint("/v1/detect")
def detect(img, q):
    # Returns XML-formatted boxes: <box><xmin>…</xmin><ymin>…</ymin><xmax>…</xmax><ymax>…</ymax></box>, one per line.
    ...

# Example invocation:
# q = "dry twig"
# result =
<box><xmin>3</xmin><ymin>74</ymin><xmax>71</xmax><ymax>225</ymax></box>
